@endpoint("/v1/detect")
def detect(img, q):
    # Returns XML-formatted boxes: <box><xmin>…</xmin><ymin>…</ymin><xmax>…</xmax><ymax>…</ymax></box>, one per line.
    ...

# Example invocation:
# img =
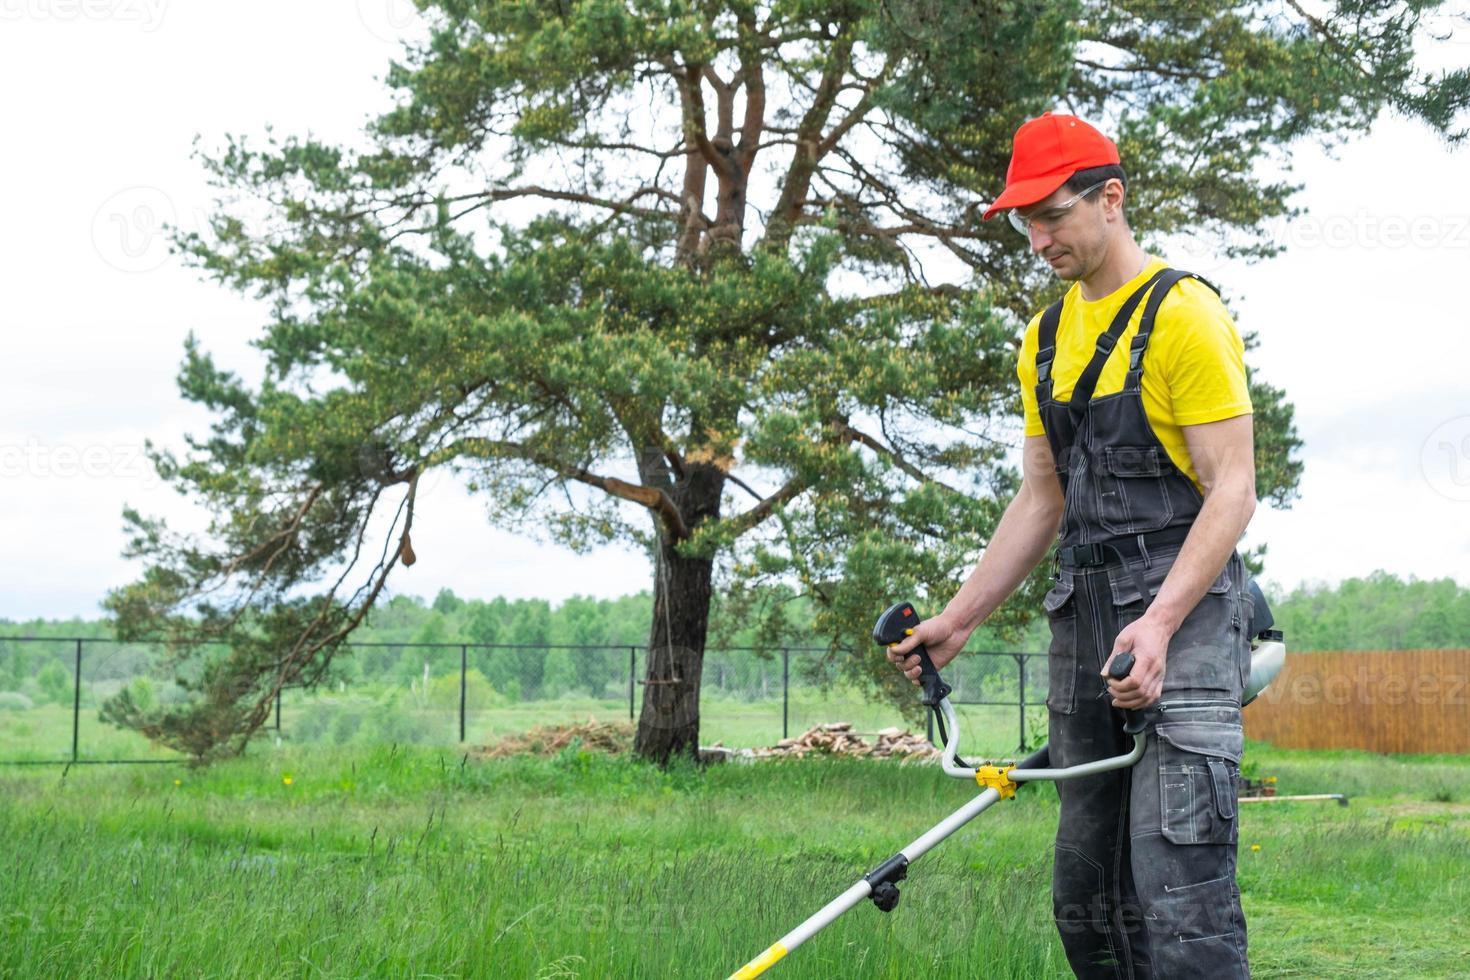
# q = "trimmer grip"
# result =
<box><xmin>1106</xmin><ymin>652</ymin><xmax>1147</xmax><ymax>735</ymax></box>
<box><xmin>873</xmin><ymin>601</ymin><xmax>952</xmax><ymax>706</ymax></box>
<box><xmin>911</xmin><ymin>644</ymin><xmax>943</xmax><ymax>691</ymax></box>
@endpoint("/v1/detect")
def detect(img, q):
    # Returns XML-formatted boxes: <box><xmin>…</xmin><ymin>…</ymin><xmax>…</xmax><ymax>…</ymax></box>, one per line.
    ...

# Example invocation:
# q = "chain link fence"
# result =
<box><xmin>0</xmin><ymin>637</ymin><xmax>1047</xmax><ymax>764</ymax></box>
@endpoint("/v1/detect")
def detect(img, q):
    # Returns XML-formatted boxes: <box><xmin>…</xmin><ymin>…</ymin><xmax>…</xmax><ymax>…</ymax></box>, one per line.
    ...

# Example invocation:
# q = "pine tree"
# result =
<box><xmin>105</xmin><ymin>1</ymin><xmax>1466</xmax><ymax>762</ymax></box>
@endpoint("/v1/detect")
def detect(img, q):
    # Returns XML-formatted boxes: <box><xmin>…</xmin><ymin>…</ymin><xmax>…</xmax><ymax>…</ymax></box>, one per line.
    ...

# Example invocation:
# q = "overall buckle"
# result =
<box><xmin>1058</xmin><ymin>542</ymin><xmax>1107</xmax><ymax>567</ymax></box>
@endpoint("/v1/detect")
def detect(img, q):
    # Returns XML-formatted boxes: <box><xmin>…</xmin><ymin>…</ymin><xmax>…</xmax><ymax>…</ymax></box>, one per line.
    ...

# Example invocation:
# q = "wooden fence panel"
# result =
<box><xmin>1244</xmin><ymin>649</ymin><xmax>1470</xmax><ymax>754</ymax></box>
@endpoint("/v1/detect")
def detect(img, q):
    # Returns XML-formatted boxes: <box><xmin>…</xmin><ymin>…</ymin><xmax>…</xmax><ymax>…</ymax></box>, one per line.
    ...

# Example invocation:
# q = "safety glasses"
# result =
<box><xmin>1008</xmin><ymin>180</ymin><xmax>1108</xmax><ymax>238</ymax></box>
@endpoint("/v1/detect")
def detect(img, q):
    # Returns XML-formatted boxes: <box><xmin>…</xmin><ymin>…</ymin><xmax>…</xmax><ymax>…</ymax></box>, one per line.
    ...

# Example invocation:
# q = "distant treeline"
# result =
<box><xmin>1268</xmin><ymin>571</ymin><xmax>1470</xmax><ymax>652</ymax></box>
<box><xmin>338</xmin><ymin>571</ymin><xmax>1464</xmax><ymax>654</ymax></box>
<box><xmin>3</xmin><ymin>571</ymin><xmax>1467</xmax><ymax>682</ymax></box>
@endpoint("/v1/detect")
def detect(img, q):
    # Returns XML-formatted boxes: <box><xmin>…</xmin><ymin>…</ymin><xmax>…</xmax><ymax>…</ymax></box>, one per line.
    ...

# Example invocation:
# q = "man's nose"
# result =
<box><xmin>1028</xmin><ymin>225</ymin><xmax>1052</xmax><ymax>254</ymax></box>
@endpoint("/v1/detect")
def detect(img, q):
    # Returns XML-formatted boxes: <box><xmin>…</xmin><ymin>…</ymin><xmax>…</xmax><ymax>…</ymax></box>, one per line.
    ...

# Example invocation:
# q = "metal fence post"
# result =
<box><xmin>628</xmin><ymin>646</ymin><xmax>636</xmax><ymax>722</ymax></box>
<box><xmin>781</xmin><ymin>648</ymin><xmax>789</xmax><ymax>741</ymax></box>
<box><xmin>71</xmin><ymin>639</ymin><xmax>82</xmax><ymax>763</ymax></box>
<box><xmin>1016</xmin><ymin>653</ymin><xmax>1027</xmax><ymax>751</ymax></box>
<box><xmin>275</xmin><ymin>690</ymin><xmax>282</xmax><ymax>734</ymax></box>
<box><xmin>459</xmin><ymin>644</ymin><xmax>468</xmax><ymax>743</ymax></box>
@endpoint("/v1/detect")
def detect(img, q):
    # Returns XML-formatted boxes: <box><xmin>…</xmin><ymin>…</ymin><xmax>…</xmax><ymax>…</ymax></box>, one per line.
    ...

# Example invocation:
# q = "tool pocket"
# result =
<box><xmin>1155</xmin><ymin>718</ymin><xmax>1243</xmax><ymax>845</ymax></box>
<box><xmin>1043</xmin><ymin>577</ymin><xmax>1078</xmax><ymax>715</ymax></box>
<box><xmin>1108</xmin><ymin>556</ymin><xmax>1239</xmax><ymax>695</ymax></box>
<box><xmin>1234</xmin><ymin>583</ymin><xmax>1254</xmax><ymax>690</ymax></box>
<box><xmin>1106</xmin><ymin>553</ymin><xmax>1232</xmax><ymax>609</ymax></box>
<box><xmin>1094</xmin><ymin>445</ymin><xmax>1175</xmax><ymax>536</ymax></box>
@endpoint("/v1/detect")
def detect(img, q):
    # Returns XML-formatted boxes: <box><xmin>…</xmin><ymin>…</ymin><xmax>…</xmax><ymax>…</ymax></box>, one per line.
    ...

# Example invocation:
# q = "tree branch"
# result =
<box><xmin>761</xmin><ymin>19</ymin><xmax>860</xmax><ymax>248</ymax></box>
<box><xmin>717</xmin><ymin>474</ymin><xmax>808</xmax><ymax>539</ymax></box>
<box><xmin>831</xmin><ymin>420</ymin><xmax>964</xmax><ymax>496</ymax></box>
<box><xmin>433</xmin><ymin>437</ymin><xmax>690</xmax><ymax>539</ymax></box>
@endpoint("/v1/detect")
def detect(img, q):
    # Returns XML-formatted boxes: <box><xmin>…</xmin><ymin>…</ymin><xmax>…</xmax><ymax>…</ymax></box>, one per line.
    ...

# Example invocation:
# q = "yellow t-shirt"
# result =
<box><xmin>1017</xmin><ymin>255</ymin><xmax>1252</xmax><ymax>494</ymax></box>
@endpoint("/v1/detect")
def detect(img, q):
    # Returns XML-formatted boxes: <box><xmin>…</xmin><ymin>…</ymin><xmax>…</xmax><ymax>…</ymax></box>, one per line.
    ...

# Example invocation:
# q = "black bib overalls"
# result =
<box><xmin>1036</xmin><ymin>268</ymin><xmax>1253</xmax><ymax>979</ymax></box>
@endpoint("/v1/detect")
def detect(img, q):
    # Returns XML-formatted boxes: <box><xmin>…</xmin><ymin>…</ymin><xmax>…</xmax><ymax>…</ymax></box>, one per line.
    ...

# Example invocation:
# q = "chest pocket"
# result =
<box><xmin>1093</xmin><ymin>445</ymin><xmax>1174</xmax><ymax>535</ymax></box>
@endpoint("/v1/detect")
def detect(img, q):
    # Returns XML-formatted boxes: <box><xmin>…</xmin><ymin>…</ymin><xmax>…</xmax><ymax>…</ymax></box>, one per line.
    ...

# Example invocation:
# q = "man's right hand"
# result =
<box><xmin>884</xmin><ymin>612</ymin><xmax>970</xmax><ymax>686</ymax></box>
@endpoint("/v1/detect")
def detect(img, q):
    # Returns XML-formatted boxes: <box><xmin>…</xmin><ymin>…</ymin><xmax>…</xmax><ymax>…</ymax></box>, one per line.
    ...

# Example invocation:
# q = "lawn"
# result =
<box><xmin>1</xmin><ymin>738</ymin><xmax>1467</xmax><ymax>978</ymax></box>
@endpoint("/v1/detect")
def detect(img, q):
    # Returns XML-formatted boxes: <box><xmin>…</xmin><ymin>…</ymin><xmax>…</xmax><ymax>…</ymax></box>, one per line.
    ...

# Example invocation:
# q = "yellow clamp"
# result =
<box><xmin>975</xmin><ymin>764</ymin><xmax>1017</xmax><ymax>800</ymax></box>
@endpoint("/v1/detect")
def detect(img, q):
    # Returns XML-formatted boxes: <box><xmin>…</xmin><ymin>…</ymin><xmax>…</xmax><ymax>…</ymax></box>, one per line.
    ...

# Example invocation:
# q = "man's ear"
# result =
<box><xmin>1094</xmin><ymin>178</ymin><xmax>1124</xmax><ymax>223</ymax></box>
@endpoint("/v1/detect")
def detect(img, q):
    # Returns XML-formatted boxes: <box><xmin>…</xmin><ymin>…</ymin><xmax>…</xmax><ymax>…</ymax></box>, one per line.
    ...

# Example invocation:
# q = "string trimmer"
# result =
<box><xmin>728</xmin><ymin>593</ymin><xmax>1286</xmax><ymax>979</ymax></box>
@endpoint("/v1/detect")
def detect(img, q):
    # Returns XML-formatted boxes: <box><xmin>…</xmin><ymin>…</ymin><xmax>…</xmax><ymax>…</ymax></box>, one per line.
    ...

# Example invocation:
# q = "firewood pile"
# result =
<box><xmin>746</xmin><ymin>722</ymin><xmax>940</xmax><ymax>760</ymax></box>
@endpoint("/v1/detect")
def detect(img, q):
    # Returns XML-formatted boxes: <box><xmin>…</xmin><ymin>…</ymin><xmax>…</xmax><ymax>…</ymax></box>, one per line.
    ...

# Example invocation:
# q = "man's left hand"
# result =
<box><xmin>1102</xmin><ymin>614</ymin><xmax>1174</xmax><ymax>709</ymax></box>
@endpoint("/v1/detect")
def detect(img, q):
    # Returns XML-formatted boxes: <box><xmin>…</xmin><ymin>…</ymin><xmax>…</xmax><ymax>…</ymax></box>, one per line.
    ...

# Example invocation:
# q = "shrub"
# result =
<box><xmin>286</xmin><ymin>691</ymin><xmax>439</xmax><ymax>746</ymax></box>
<box><xmin>37</xmin><ymin>663</ymin><xmax>72</xmax><ymax>705</ymax></box>
<box><xmin>327</xmin><ymin>708</ymin><xmax>365</xmax><ymax>745</ymax></box>
<box><xmin>427</xmin><ymin>669</ymin><xmax>508</xmax><ymax>710</ymax></box>
<box><xmin>0</xmin><ymin>691</ymin><xmax>34</xmax><ymax>711</ymax></box>
<box><xmin>289</xmin><ymin>695</ymin><xmax>376</xmax><ymax>745</ymax></box>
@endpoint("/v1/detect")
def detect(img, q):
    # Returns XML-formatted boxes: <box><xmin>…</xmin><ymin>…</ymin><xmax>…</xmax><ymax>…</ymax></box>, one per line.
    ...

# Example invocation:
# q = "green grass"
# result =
<box><xmin>1</xmin><ymin>739</ymin><xmax>1467</xmax><ymax>978</ymax></box>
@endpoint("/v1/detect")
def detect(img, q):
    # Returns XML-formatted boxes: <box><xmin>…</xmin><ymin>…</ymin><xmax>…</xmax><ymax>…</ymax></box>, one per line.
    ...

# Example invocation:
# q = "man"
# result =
<box><xmin>887</xmin><ymin>112</ymin><xmax>1258</xmax><ymax>978</ymax></box>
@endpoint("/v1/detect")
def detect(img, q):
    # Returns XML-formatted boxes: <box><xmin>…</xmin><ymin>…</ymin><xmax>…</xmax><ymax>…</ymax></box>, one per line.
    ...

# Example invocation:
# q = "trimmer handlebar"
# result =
<box><xmin>872</xmin><ymin>601</ymin><xmax>951</xmax><ymax>706</ymax></box>
<box><xmin>1105</xmin><ymin>652</ymin><xmax>1147</xmax><ymax>735</ymax></box>
<box><xmin>876</xmin><ymin>599</ymin><xmax>1141</xmax><ymax>732</ymax></box>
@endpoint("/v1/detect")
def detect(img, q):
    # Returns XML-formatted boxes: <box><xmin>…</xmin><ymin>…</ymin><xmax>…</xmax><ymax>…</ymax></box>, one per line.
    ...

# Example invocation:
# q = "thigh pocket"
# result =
<box><xmin>1044</xmin><ymin>577</ymin><xmax>1078</xmax><ymax>715</ymax></box>
<box><xmin>1156</xmin><ymin>720</ymin><xmax>1243</xmax><ymax>845</ymax></box>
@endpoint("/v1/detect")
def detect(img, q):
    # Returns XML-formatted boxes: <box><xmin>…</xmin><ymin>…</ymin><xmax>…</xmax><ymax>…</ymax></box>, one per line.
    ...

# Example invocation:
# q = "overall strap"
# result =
<box><xmin>1066</xmin><ymin>268</ymin><xmax>1170</xmax><ymax>421</ymax></box>
<box><xmin>1123</xmin><ymin>270</ymin><xmax>1222</xmax><ymax>389</ymax></box>
<box><xmin>1035</xmin><ymin>297</ymin><xmax>1065</xmax><ymax>403</ymax></box>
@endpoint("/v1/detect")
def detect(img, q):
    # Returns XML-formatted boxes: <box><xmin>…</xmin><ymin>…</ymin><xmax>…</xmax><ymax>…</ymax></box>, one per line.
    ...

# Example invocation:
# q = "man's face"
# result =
<box><xmin>1013</xmin><ymin>180</ymin><xmax>1119</xmax><ymax>281</ymax></box>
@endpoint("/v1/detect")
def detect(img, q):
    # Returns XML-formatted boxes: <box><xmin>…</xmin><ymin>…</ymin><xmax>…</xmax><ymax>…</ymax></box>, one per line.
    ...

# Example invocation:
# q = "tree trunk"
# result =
<box><xmin>634</xmin><ymin>461</ymin><xmax>722</xmax><ymax>765</ymax></box>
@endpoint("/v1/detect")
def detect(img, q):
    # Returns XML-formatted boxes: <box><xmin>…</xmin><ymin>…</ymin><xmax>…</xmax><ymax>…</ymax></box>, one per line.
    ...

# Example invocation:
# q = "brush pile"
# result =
<box><xmin>748</xmin><ymin>722</ymin><xmax>939</xmax><ymax>760</ymax></box>
<box><xmin>476</xmin><ymin>719</ymin><xmax>633</xmax><ymax>758</ymax></box>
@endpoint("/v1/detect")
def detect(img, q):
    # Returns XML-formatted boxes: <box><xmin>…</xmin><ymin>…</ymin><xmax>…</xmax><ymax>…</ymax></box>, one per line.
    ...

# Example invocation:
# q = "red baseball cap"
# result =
<box><xmin>981</xmin><ymin>112</ymin><xmax>1121</xmax><ymax>220</ymax></box>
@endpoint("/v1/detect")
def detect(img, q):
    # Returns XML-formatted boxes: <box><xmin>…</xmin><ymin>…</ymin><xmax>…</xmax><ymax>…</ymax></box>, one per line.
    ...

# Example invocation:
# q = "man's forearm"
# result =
<box><xmin>941</xmin><ymin>487</ymin><xmax>1062</xmax><ymax>635</ymax></box>
<box><xmin>1146</xmin><ymin>479</ymin><xmax>1255</xmax><ymax>635</ymax></box>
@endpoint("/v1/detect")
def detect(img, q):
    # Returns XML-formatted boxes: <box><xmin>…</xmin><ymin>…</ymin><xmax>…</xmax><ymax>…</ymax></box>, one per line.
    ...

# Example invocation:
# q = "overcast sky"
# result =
<box><xmin>2</xmin><ymin>3</ymin><xmax>1468</xmax><ymax>622</ymax></box>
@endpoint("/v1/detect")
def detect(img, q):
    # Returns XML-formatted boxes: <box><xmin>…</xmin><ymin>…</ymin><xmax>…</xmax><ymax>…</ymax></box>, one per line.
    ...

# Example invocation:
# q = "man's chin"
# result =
<box><xmin>1046</xmin><ymin>254</ymin><xmax>1087</xmax><ymax>281</ymax></box>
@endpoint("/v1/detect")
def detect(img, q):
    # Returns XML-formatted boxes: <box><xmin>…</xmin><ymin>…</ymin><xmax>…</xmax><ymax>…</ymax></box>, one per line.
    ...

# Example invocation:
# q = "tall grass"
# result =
<box><xmin>1</xmin><ymin>742</ymin><xmax>1467</xmax><ymax>977</ymax></box>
